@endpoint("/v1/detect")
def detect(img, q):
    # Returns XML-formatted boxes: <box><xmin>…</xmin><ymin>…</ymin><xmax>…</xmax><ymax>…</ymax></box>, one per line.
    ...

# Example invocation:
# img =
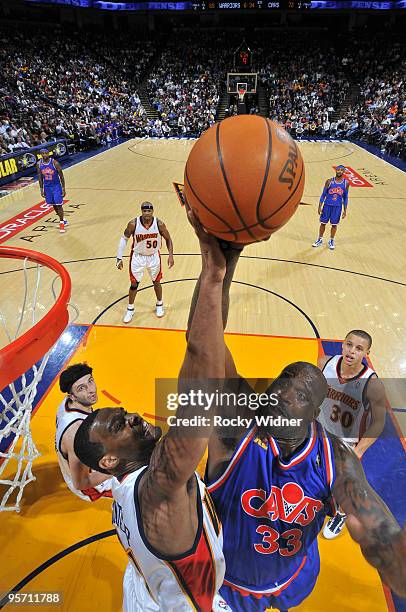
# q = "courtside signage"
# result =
<box><xmin>0</xmin><ymin>200</ymin><xmax>68</xmax><ymax>244</ymax></box>
<box><xmin>333</xmin><ymin>166</ymin><xmax>373</xmax><ymax>187</ymax></box>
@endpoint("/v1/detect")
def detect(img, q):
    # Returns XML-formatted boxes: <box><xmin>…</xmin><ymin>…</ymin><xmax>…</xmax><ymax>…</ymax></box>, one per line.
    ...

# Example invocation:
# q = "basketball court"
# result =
<box><xmin>0</xmin><ymin>138</ymin><xmax>405</xmax><ymax>611</ymax></box>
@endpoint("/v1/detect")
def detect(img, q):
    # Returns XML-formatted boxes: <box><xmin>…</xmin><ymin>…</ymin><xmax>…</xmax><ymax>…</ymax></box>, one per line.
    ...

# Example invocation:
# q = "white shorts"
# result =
<box><xmin>123</xmin><ymin>562</ymin><xmax>159</xmax><ymax>612</ymax></box>
<box><xmin>122</xmin><ymin>562</ymin><xmax>232</xmax><ymax>611</ymax></box>
<box><xmin>130</xmin><ymin>252</ymin><xmax>162</xmax><ymax>284</ymax></box>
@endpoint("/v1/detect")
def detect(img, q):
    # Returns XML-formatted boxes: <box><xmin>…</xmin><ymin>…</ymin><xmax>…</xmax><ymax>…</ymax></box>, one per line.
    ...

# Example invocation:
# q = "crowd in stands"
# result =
<box><xmin>264</xmin><ymin>35</ymin><xmax>404</xmax><ymax>159</ymax></box>
<box><xmin>0</xmin><ymin>26</ymin><xmax>153</xmax><ymax>156</ymax></box>
<box><xmin>0</xmin><ymin>27</ymin><xmax>404</xmax><ymax>161</ymax></box>
<box><xmin>146</xmin><ymin>36</ymin><xmax>230</xmax><ymax>137</ymax></box>
<box><xmin>260</xmin><ymin>36</ymin><xmax>350</xmax><ymax>138</ymax></box>
<box><xmin>338</xmin><ymin>40</ymin><xmax>405</xmax><ymax>159</ymax></box>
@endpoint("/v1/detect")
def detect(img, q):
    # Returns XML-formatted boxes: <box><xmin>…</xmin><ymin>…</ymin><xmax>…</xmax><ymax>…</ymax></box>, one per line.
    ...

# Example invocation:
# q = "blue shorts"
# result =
<box><xmin>220</xmin><ymin>544</ymin><xmax>320</xmax><ymax>611</ymax></box>
<box><xmin>320</xmin><ymin>204</ymin><xmax>341</xmax><ymax>225</ymax></box>
<box><xmin>44</xmin><ymin>185</ymin><xmax>63</xmax><ymax>205</ymax></box>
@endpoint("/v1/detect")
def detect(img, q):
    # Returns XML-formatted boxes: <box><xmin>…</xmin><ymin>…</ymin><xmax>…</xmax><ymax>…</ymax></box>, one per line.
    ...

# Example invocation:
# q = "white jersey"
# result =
<box><xmin>55</xmin><ymin>399</ymin><xmax>113</xmax><ymax>502</ymax></box>
<box><xmin>318</xmin><ymin>355</ymin><xmax>376</xmax><ymax>445</ymax></box>
<box><xmin>112</xmin><ymin>467</ymin><xmax>231</xmax><ymax>612</ymax></box>
<box><xmin>131</xmin><ymin>217</ymin><xmax>162</xmax><ymax>256</ymax></box>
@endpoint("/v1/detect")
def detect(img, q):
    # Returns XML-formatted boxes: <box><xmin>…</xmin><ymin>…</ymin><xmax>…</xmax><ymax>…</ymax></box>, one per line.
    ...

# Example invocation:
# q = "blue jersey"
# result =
<box><xmin>321</xmin><ymin>177</ymin><xmax>349</xmax><ymax>207</ymax></box>
<box><xmin>206</xmin><ymin>421</ymin><xmax>337</xmax><ymax>603</ymax></box>
<box><xmin>39</xmin><ymin>158</ymin><xmax>62</xmax><ymax>189</ymax></box>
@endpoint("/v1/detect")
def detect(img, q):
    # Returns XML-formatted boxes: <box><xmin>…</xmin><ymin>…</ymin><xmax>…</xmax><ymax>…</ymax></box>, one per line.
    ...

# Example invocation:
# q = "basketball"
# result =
<box><xmin>184</xmin><ymin>115</ymin><xmax>305</xmax><ymax>244</ymax></box>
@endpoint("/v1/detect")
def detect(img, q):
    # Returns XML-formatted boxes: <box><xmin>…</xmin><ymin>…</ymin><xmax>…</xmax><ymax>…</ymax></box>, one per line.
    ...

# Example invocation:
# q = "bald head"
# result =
<box><xmin>280</xmin><ymin>362</ymin><xmax>328</xmax><ymax>409</ymax></box>
<box><xmin>268</xmin><ymin>361</ymin><xmax>328</xmax><ymax>438</ymax></box>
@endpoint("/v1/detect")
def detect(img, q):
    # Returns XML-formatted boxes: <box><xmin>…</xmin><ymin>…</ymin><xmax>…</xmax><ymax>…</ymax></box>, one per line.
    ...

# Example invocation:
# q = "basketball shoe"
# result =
<box><xmin>328</xmin><ymin>239</ymin><xmax>335</xmax><ymax>250</ymax></box>
<box><xmin>323</xmin><ymin>511</ymin><xmax>346</xmax><ymax>539</ymax></box>
<box><xmin>156</xmin><ymin>302</ymin><xmax>164</xmax><ymax>317</ymax></box>
<box><xmin>312</xmin><ymin>238</ymin><xmax>323</xmax><ymax>247</ymax></box>
<box><xmin>59</xmin><ymin>221</ymin><xmax>66</xmax><ymax>233</ymax></box>
<box><xmin>123</xmin><ymin>306</ymin><xmax>135</xmax><ymax>324</ymax></box>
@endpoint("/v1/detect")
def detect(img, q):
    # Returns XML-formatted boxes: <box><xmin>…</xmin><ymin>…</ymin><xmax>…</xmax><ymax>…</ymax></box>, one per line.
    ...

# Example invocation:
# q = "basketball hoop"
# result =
<box><xmin>0</xmin><ymin>247</ymin><xmax>73</xmax><ymax>511</ymax></box>
<box><xmin>238</xmin><ymin>87</ymin><xmax>247</xmax><ymax>103</ymax></box>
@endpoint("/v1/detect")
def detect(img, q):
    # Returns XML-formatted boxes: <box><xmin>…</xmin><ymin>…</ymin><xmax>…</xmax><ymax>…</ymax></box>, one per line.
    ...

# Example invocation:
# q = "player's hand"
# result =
<box><xmin>62</xmin><ymin>189</ymin><xmax>66</xmax><ymax>198</ymax></box>
<box><xmin>346</xmin><ymin>516</ymin><xmax>406</xmax><ymax>598</ymax></box>
<box><xmin>168</xmin><ymin>255</ymin><xmax>174</xmax><ymax>269</ymax></box>
<box><xmin>116</xmin><ymin>259</ymin><xmax>123</xmax><ymax>270</ymax></box>
<box><xmin>318</xmin><ymin>206</ymin><xmax>322</xmax><ymax>215</ymax></box>
<box><xmin>342</xmin><ymin>210</ymin><xmax>347</xmax><ymax>219</ymax></box>
<box><xmin>185</xmin><ymin>204</ymin><xmax>226</xmax><ymax>280</ymax></box>
<box><xmin>41</xmin><ymin>190</ymin><xmax>44</xmax><ymax>198</ymax></box>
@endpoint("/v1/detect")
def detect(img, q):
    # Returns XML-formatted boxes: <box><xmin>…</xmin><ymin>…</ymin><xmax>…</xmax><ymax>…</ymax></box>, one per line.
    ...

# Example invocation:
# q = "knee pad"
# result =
<box><xmin>130</xmin><ymin>282</ymin><xmax>139</xmax><ymax>291</ymax></box>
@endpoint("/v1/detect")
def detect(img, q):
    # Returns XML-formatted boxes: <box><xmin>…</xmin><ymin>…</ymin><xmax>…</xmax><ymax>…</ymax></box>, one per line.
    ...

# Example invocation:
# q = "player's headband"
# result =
<box><xmin>59</xmin><ymin>363</ymin><xmax>93</xmax><ymax>393</ymax></box>
<box><xmin>141</xmin><ymin>204</ymin><xmax>153</xmax><ymax>210</ymax></box>
<box><xmin>336</xmin><ymin>165</ymin><xmax>346</xmax><ymax>170</ymax></box>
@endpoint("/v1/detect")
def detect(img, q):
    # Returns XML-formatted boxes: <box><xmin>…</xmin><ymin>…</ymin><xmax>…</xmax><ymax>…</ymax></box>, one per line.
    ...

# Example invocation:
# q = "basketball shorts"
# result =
<box><xmin>123</xmin><ymin>562</ymin><xmax>159</xmax><ymax>612</ymax></box>
<box><xmin>44</xmin><ymin>185</ymin><xmax>63</xmax><ymax>206</ymax></box>
<box><xmin>220</xmin><ymin>542</ymin><xmax>320</xmax><ymax>611</ymax></box>
<box><xmin>320</xmin><ymin>204</ymin><xmax>342</xmax><ymax>225</ymax></box>
<box><xmin>130</xmin><ymin>252</ymin><xmax>162</xmax><ymax>284</ymax></box>
<box><xmin>122</xmin><ymin>561</ymin><xmax>232</xmax><ymax>612</ymax></box>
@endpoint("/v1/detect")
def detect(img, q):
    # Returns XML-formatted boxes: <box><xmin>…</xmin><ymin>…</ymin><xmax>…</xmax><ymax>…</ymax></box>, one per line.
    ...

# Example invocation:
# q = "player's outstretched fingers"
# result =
<box><xmin>186</xmin><ymin>208</ymin><xmax>213</xmax><ymax>244</ymax></box>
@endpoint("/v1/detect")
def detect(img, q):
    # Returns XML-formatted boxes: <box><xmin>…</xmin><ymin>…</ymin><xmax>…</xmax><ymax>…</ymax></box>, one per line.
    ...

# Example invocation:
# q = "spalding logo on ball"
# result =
<box><xmin>184</xmin><ymin>115</ymin><xmax>305</xmax><ymax>244</ymax></box>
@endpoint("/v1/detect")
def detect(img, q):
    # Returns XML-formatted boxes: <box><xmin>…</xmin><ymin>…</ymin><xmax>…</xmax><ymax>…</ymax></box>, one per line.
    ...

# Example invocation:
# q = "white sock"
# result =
<box><xmin>156</xmin><ymin>301</ymin><xmax>163</xmax><ymax>306</ymax></box>
<box><xmin>127</xmin><ymin>305</ymin><xmax>135</xmax><ymax>310</ymax></box>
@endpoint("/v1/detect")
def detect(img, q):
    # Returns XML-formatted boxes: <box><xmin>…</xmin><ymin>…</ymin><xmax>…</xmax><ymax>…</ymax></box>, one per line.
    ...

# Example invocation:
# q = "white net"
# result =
<box><xmin>0</xmin><ymin>256</ymin><xmax>75</xmax><ymax>512</ymax></box>
<box><xmin>238</xmin><ymin>89</ymin><xmax>246</xmax><ymax>102</ymax></box>
<box><xmin>0</xmin><ymin>360</ymin><xmax>49</xmax><ymax>512</ymax></box>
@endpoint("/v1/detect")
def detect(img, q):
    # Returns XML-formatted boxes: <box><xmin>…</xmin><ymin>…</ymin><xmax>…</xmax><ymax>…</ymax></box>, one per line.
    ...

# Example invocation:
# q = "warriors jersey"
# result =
<box><xmin>318</xmin><ymin>354</ymin><xmax>376</xmax><ymax>444</ymax></box>
<box><xmin>131</xmin><ymin>217</ymin><xmax>162</xmax><ymax>256</ymax></box>
<box><xmin>39</xmin><ymin>158</ymin><xmax>62</xmax><ymax>189</ymax></box>
<box><xmin>55</xmin><ymin>399</ymin><xmax>113</xmax><ymax>501</ymax></box>
<box><xmin>206</xmin><ymin>422</ymin><xmax>337</xmax><ymax>609</ymax></box>
<box><xmin>112</xmin><ymin>467</ymin><xmax>230</xmax><ymax>612</ymax></box>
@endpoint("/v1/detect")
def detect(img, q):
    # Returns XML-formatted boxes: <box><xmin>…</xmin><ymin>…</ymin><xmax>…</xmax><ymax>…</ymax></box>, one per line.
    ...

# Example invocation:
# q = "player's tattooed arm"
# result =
<box><xmin>158</xmin><ymin>219</ymin><xmax>174</xmax><ymax>268</ymax></box>
<box><xmin>331</xmin><ymin>435</ymin><xmax>406</xmax><ymax>597</ymax></box>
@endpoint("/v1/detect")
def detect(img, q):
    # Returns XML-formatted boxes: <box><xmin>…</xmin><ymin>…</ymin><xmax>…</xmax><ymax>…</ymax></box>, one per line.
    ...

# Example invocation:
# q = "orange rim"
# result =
<box><xmin>0</xmin><ymin>247</ymin><xmax>71</xmax><ymax>390</ymax></box>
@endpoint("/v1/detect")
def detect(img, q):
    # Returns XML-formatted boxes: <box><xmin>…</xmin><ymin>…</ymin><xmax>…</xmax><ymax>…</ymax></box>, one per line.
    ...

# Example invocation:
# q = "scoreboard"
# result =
<box><xmin>194</xmin><ymin>0</ymin><xmax>311</xmax><ymax>7</ymax></box>
<box><xmin>25</xmin><ymin>0</ymin><xmax>404</xmax><ymax>8</ymax></box>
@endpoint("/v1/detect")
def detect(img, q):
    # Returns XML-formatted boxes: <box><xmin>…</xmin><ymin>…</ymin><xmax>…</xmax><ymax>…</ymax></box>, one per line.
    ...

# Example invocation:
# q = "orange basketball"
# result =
<box><xmin>184</xmin><ymin>115</ymin><xmax>305</xmax><ymax>244</ymax></box>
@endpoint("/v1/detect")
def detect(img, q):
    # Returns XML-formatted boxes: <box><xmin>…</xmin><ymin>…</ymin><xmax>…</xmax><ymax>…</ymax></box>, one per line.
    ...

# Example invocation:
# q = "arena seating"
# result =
<box><xmin>0</xmin><ymin>28</ymin><xmax>404</xmax><ymax>160</ymax></box>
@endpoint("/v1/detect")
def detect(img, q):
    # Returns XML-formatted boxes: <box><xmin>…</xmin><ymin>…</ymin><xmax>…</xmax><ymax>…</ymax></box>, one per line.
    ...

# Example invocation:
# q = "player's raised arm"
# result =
<box><xmin>145</xmin><ymin>208</ymin><xmax>226</xmax><ymax>495</ymax></box>
<box><xmin>158</xmin><ymin>219</ymin><xmax>174</xmax><ymax>268</ymax></box>
<box><xmin>116</xmin><ymin>220</ymin><xmax>135</xmax><ymax>270</ymax></box>
<box><xmin>330</xmin><ymin>435</ymin><xmax>406</xmax><ymax>597</ymax></box>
